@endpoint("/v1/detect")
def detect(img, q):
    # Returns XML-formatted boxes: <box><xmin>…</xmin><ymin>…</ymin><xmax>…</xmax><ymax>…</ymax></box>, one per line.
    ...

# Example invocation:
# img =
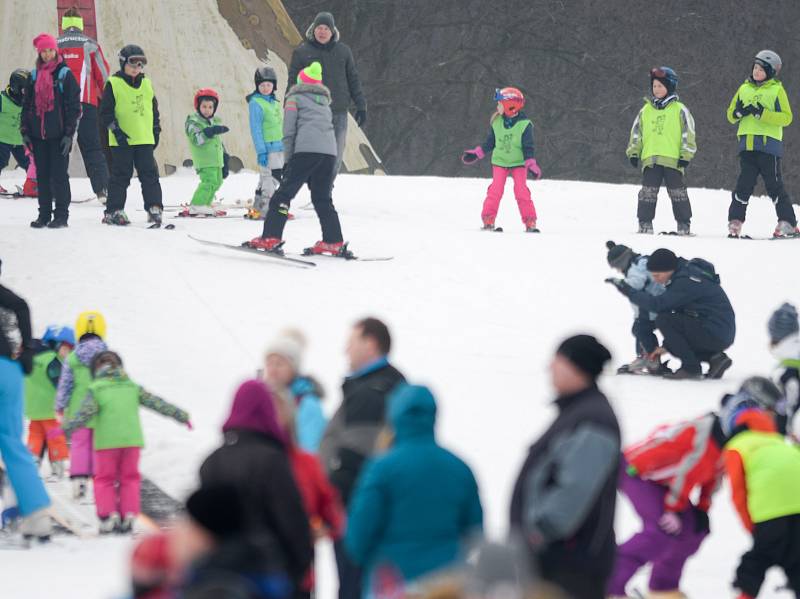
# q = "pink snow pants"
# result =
<box><xmin>93</xmin><ymin>447</ymin><xmax>141</xmax><ymax>518</ymax></box>
<box><xmin>69</xmin><ymin>428</ymin><xmax>93</xmax><ymax>477</ymax></box>
<box><xmin>481</xmin><ymin>165</ymin><xmax>537</xmax><ymax>224</ymax></box>
<box><xmin>25</xmin><ymin>146</ymin><xmax>36</xmax><ymax>179</ymax></box>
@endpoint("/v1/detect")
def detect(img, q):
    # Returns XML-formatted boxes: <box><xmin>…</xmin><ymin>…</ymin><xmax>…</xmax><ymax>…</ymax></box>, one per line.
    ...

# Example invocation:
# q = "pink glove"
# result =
<box><xmin>461</xmin><ymin>146</ymin><xmax>485</xmax><ymax>165</ymax></box>
<box><xmin>525</xmin><ymin>158</ymin><xmax>542</xmax><ymax>179</ymax></box>
<box><xmin>186</xmin><ymin>420</ymin><xmax>193</xmax><ymax>431</ymax></box>
<box><xmin>46</xmin><ymin>427</ymin><xmax>65</xmax><ymax>440</ymax></box>
<box><xmin>658</xmin><ymin>511</ymin><xmax>682</xmax><ymax>535</ymax></box>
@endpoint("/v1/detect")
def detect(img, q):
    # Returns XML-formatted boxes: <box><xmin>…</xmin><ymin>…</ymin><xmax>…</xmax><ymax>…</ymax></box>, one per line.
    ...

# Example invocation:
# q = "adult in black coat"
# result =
<box><xmin>509</xmin><ymin>335</ymin><xmax>620</xmax><ymax>599</ymax></box>
<box><xmin>607</xmin><ymin>249</ymin><xmax>736</xmax><ymax>380</ymax></box>
<box><xmin>22</xmin><ymin>34</ymin><xmax>81</xmax><ymax>229</ymax></box>
<box><xmin>319</xmin><ymin>317</ymin><xmax>405</xmax><ymax>599</ymax></box>
<box><xmin>198</xmin><ymin>379</ymin><xmax>313</xmax><ymax>589</ymax></box>
<box><xmin>288</xmin><ymin>12</ymin><xmax>367</xmax><ymax>176</ymax></box>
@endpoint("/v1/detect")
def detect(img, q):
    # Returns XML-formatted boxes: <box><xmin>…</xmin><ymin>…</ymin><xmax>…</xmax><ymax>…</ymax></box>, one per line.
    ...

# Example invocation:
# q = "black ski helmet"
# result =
<box><xmin>739</xmin><ymin>376</ymin><xmax>783</xmax><ymax>412</ymax></box>
<box><xmin>8</xmin><ymin>69</ymin><xmax>31</xmax><ymax>98</ymax></box>
<box><xmin>118</xmin><ymin>44</ymin><xmax>147</xmax><ymax>71</ymax></box>
<box><xmin>254</xmin><ymin>66</ymin><xmax>278</xmax><ymax>92</ymax></box>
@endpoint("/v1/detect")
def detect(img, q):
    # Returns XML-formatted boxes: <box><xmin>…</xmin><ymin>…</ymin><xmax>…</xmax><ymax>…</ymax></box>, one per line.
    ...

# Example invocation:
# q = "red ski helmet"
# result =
<box><xmin>494</xmin><ymin>87</ymin><xmax>525</xmax><ymax>117</ymax></box>
<box><xmin>194</xmin><ymin>88</ymin><xmax>220</xmax><ymax>114</ymax></box>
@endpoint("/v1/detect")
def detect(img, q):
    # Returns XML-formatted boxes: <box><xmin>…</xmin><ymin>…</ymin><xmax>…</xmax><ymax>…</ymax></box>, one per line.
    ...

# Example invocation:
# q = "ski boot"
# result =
<box><xmin>676</xmin><ymin>221</ymin><xmax>691</xmax><ymax>236</ymax></box>
<box><xmin>118</xmin><ymin>513</ymin><xmax>136</xmax><ymax>534</ymax></box>
<box><xmin>706</xmin><ymin>352</ymin><xmax>732</xmax><ymax>379</ymax></box>
<box><xmin>47</xmin><ymin>217</ymin><xmax>68</xmax><ymax>229</ymax></box>
<box><xmin>638</xmin><ymin>221</ymin><xmax>654</xmax><ymax>234</ymax></box>
<box><xmin>618</xmin><ymin>356</ymin><xmax>669</xmax><ymax>376</ymax></box>
<box><xmin>102</xmin><ymin>210</ymin><xmax>130</xmax><ymax>226</ymax></box>
<box><xmin>99</xmin><ymin>512</ymin><xmax>121</xmax><ymax>534</ymax></box>
<box><xmin>245</xmin><ymin>237</ymin><xmax>284</xmax><ymax>255</ymax></box>
<box><xmin>525</xmin><ymin>219</ymin><xmax>540</xmax><ymax>233</ymax></box>
<box><xmin>727</xmin><ymin>219</ymin><xmax>743</xmax><ymax>238</ymax></box>
<box><xmin>22</xmin><ymin>178</ymin><xmax>38</xmax><ymax>197</ymax></box>
<box><xmin>72</xmin><ymin>477</ymin><xmax>89</xmax><ymax>500</ymax></box>
<box><xmin>30</xmin><ymin>216</ymin><xmax>50</xmax><ymax>229</ymax></box>
<box><xmin>482</xmin><ymin>218</ymin><xmax>501</xmax><ymax>232</ymax></box>
<box><xmin>303</xmin><ymin>241</ymin><xmax>354</xmax><ymax>259</ymax></box>
<box><xmin>20</xmin><ymin>508</ymin><xmax>52</xmax><ymax>542</ymax></box>
<box><xmin>49</xmin><ymin>460</ymin><xmax>66</xmax><ymax>480</ymax></box>
<box><xmin>147</xmin><ymin>205</ymin><xmax>163</xmax><ymax>226</ymax></box>
<box><xmin>774</xmin><ymin>220</ymin><xmax>800</xmax><ymax>239</ymax></box>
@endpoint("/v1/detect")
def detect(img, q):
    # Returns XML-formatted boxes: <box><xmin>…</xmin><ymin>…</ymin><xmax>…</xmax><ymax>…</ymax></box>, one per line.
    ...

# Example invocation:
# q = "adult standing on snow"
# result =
<box><xmin>0</xmin><ymin>259</ymin><xmax>52</xmax><ymax>541</ymax></box>
<box><xmin>606</xmin><ymin>248</ymin><xmax>736</xmax><ymax>380</ymax></box>
<box><xmin>509</xmin><ymin>335</ymin><xmax>620</xmax><ymax>599</ymax></box>
<box><xmin>319</xmin><ymin>317</ymin><xmax>405</xmax><ymax>599</ymax></box>
<box><xmin>288</xmin><ymin>11</ymin><xmax>367</xmax><ymax>177</ymax></box>
<box><xmin>57</xmin><ymin>6</ymin><xmax>111</xmax><ymax>199</ymax></box>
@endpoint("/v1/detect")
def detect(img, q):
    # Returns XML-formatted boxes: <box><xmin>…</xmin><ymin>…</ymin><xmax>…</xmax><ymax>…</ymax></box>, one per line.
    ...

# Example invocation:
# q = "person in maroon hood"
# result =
<box><xmin>22</xmin><ymin>33</ymin><xmax>81</xmax><ymax>229</ymax></box>
<box><xmin>198</xmin><ymin>380</ymin><xmax>314</xmax><ymax>594</ymax></box>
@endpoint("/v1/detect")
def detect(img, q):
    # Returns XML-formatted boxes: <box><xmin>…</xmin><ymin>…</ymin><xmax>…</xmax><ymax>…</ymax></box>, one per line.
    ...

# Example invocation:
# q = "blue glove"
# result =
<box><xmin>258</xmin><ymin>153</ymin><xmax>268</xmax><ymax>167</ymax></box>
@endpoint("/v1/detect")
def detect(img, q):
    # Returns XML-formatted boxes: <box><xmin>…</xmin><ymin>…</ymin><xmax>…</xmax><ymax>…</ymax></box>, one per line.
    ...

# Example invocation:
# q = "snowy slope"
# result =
<box><xmin>1</xmin><ymin>169</ymin><xmax>798</xmax><ymax>598</ymax></box>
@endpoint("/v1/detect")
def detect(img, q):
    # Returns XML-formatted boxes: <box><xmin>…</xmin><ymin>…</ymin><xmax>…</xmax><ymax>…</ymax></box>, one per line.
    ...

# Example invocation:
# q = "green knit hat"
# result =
<box><xmin>298</xmin><ymin>61</ymin><xmax>323</xmax><ymax>85</ymax></box>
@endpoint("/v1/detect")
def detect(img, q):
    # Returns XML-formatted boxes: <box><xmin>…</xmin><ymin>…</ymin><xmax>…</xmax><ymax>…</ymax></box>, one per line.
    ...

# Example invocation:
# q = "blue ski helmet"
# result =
<box><xmin>650</xmin><ymin>66</ymin><xmax>678</xmax><ymax>95</ymax></box>
<box><xmin>42</xmin><ymin>325</ymin><xmax>76</xmax><ymax>348</ymax></box>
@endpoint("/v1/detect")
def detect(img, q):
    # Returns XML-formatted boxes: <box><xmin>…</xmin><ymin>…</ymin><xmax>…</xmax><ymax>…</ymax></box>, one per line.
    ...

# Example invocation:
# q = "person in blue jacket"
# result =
<box><xmin>345</xmin><ymin>384</ymin><xmax>483</xmax><ymax>597</ymax></box>
<box><xmin>606</xmin><ymin>248</ymin><xmax>736</xmax><ymax>380</ymax></box>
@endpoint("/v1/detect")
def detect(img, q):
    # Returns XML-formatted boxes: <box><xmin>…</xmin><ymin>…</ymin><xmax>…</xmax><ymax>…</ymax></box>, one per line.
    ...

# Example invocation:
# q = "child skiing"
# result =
<box><xmin>767</xmin><ymin>302</ymin><xmax>800</xmax><ymax>437</ymax></box>
<box><xmin>183</xmin><ymin>88</ymin><xmax>229</xmax><ymax>217</ymax></box>
<box><xmin>55</xmin><ymin>310</ymin><xmax>108</xmax><ymax>500</ymax></box>
<box><xmin>246</xmin><ymin>66</ymin><xmax>284</xmax><ymax>220</ymax></box>
<box><xmin>0</xmin><ymin>70</ymin><xmax>34</xmax><ymax>194</ymax></box>
<box><xmin>246</xmin><ymin>62</ymin><xmax>349</xmax><ymax>257</ymax></box>
<box><xmin>626</xmin><ymin>67</ymin><xmax>696</xmax><ymax>235</ymax></box>
<box><xmin>719</xmin><ymin>395</ymin><xmax>800</xmax><ymax>598</ymax></box>
<box><xmin>99</xmin><ymin>44</ymin><xmax>164</xmax><ymax>226</ymax></box>
<box><xmin>605</xmin><ymin>241</ymin><xmax>667</xmax><ymax>375</ymax></box>
<box><xmin>461</xmin><ymin>87</ymin><xmax>542</xmax><ymax>232</ymax></box>
<box><xmin>61</xmin><ymin>350</ymin><xmax>190</xmax><ymax>533</ymax></box>
<box><xmin>21</xmin><ymin>33</ymin><xmax>81</xmax><ymax>229</ymax></box>
<box><xmin>25</xmin><ymin>325</ymin><xmax>74</xmax><ymax>478</ymax></box>
<box><xmin>727</xmin><ymin>50</ymin><xmax>798</xmax><ymax>239</ymax></box>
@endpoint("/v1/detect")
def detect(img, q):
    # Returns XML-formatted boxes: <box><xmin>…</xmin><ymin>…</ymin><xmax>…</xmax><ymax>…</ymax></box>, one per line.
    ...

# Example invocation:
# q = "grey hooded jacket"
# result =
<box><xmin>283</xmin><ymin>83</ymin><xmax>338</xmax><ymax>162</ymax></box>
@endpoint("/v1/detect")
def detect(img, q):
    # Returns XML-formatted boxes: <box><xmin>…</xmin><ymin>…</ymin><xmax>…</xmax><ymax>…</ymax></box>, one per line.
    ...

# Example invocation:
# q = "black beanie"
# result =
<box><xmin>557</xmin><ymin>334</ymin><xmax>612</xmax><ymax>379</ymax></box>
<box><xmin>606</xmin><ymin>240</ymin><xmax>634</xmax><ymax>271</ymax></box>
<box><xmin>312</xmin><ymin>11</ymin><xmax>336</xmax><ymax>30</ymax></box>
<box><xmin>186</xmin><ymin>485</ymin><xmax>245</xmax><ymax>539</ymax></box>
<box><xmin>647</xmin><ymin>248</ymin><xmax>678</xmax><ymax>272</ymax></box>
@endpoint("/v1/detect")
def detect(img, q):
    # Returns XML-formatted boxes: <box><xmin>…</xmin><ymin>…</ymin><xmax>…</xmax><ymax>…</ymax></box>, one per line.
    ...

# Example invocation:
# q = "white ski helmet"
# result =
<box><xmin>754</xmin><ymin>50</ymin><xmax>782</xmax><ymax>78</ymax></box>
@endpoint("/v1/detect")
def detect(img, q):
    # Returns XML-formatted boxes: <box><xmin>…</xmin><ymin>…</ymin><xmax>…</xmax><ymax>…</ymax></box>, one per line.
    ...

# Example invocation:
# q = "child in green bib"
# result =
<box><xmin>626</xmin><ymin>67</ymin><xmax>696</xmax><ymax>235</ymax></box>
<box><xmin>61</xmin><ymin>350</ymin><xmax>191</xmax><ymax>534</ymax></box>
<box><xmin>183</xmin><ymin>88</ymin><xmax>229</xmax><ymax>217</ymax></box>
<box><xmin>0</xmin><ymin>69</ymin><xmax>32</xmax><ymax>192</ymax></box>
<box><xmin>461</xmin><ymin>87</ymin><xmax>541</xmax><ymax>232</ymax></box>
<box><xmin>767</xmin><ymin>302</ymin><xmax>800</xmax><ymax>438</ymax></box>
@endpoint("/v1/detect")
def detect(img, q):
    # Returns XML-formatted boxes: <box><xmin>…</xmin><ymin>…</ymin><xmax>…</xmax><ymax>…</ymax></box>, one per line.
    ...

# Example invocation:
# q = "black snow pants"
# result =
<box><xmin>76</xmin><ymin>103</ymin><xmax>109</xmax><ymax>195</ymax></box>
<box><xmin>637</xmin><ymin>165</ymin><xmax>692</xmax><ymax>226</ymax></box>
<box><xmin>32</xmin><ymin>138</ymin><xmax>71</xmax><ymax>221</ymax></box>
<box><xmin>655</xmin><ymin>312</ymin><xmax>729</xmax><ymax>374</ymax></box>
<box><xmin>729</xmin><ymin>150</ymin><xmax>797</xmax><ymax>225</ymax></box>
<box><xmin>262</xmin><ymin>152</ymin><xmax>343</xmax><ymax>243</ymax></box>
<box><xmin>734</xmin><ymin>514</ymin><xmax>800</xmax><ymax>598</ymax></box>
<box><xmin>0</xmin><ymin>143</ymin><xmax>29</xmax><ymax>172</ymax></box>
<box><xmin>106</xmin><ymin>145</ymin><xmax>162</xmax><ymax>212</ymax></box>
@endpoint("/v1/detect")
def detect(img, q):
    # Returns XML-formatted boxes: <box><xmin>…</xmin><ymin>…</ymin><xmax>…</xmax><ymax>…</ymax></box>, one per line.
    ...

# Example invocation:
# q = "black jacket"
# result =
<box><xmin>509</xmin><ymin>386</ymin><xmax>621</xmax><ymax>585</ymax></box>
<box><xmin>319</xmin><ymin>361</ymin><xmax>405</xmax><ymax>505</ymax></box>
<box><xmin>0</xmin><ymin>284</ymin><xmax>32</xmax><ymax>360</ymax></box>
<box><xmin>98</xmin><ymin>71</ymin><xmax>161</xmax><ymax>138</ymax></box>
<box><xmin>199</xmin><ymin>429</ymin><xmax>313</xmax><ymax>584</ymax></box>
<box><xmin>288</xmin><ymin>38</ymin><xmax>366</xmax><ymax>114</ymax></box>
<box><xmin>21</xmin><ymin>60</ymin><xmax>81</xmax><ymax>141</ymax></box>
<box><xmin>622</xmin><ymin>257</ymin><xmax>736</xmax><ymax>345</ymax></box>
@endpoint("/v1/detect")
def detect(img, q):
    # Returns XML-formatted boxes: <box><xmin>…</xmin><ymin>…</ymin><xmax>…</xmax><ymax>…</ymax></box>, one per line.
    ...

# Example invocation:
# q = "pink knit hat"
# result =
<box><xmin>298</xmin><ymin>61</ymin><xmax>323</xmax><ymax>85</ymax></box>
<box><xmin>33</xmin><ymin>33</ymin><xmax>58</xmax><ymax>52</ymax></box>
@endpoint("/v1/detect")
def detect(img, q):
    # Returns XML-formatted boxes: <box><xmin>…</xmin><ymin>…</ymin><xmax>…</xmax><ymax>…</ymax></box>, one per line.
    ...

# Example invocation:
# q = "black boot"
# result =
<box><xmin>663</xmin><ymin>367</ymin><xmax>703</xmax><ymax>380</ymax></box>
<box><xmin>47</xmin><ymin>217</ymin><xmax>69</xmax><ymax>229</ymax></box>
<box><xmin>30</xmin><ymin>216</ymin><xmax>50</xmax><ymax>229</ymax></box>
<box><xmin>707</xmin><ymin>352</ymin><xmax>733</xmax><ymax>379</ymax></box>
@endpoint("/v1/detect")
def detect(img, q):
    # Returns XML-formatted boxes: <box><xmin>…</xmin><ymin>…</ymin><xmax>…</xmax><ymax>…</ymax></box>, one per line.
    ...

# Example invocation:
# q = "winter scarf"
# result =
<box><xmin>35</xmin><ymin>56</ymin><xmax>62</xmax><ymax>121</ymax></box>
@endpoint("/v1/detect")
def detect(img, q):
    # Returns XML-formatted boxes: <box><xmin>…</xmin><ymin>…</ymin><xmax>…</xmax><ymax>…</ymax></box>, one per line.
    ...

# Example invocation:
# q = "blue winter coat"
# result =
<box><xmin>290</xmin><ymin>376</ymin><xmax>327</xmax><ymax>453</ymax></box>
<box><xmin>624</xmin><ymin>257</ymin><xmax>736</xmax><ymax>345</ymax></box>
<box><xmin>344</xmin><ymin>385</ymin><xmax>483</xmax><ymax>594</ymax></box>
<box><xmin>625</xmin><ymin>256</ymin><xmax>666</xmax><ymax>320</ymax></box>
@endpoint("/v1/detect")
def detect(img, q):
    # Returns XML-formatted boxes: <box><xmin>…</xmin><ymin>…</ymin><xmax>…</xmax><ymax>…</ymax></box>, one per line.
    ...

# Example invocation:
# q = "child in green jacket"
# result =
<box><xmin>626</xmin><ymin>67</ymin><xmax>696</xmax><ymax>236</ymax></box>
<box><xmin>61</xmin><ymin>350</ymin><xmax>191</xmax><ymax>534</ymax></box>
<box><xmin>727</xmin><ymin>50</ymin><xmax>797</xmax><ymax>239</ymax></box>
<box><xmin>183</xmin><ymin>88</ymin><xmax>229</xmax><ymax>217</ymax></box>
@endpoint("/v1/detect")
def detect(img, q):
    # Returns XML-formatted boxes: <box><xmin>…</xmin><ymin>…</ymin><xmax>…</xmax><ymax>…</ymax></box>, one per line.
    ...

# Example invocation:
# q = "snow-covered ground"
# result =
<box><xmin>1</xmin><ymin>168</ymin><xmax>797</xmax><ymax>598</ymax></box>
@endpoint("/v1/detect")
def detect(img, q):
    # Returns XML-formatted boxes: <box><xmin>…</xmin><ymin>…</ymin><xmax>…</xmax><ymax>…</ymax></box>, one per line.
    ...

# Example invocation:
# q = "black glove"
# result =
<box><xmin>59</xmin><ymin>136</ymin><xmax>73</xmax><ymax>157</ymax></box>
<box><xmin>355</xmin><ymin>110</ymin><xmax>367</xmax><ymax>127</ymax></box>
<box><xmin>153</xmin><ymin>129</ymin><xmax>160</xmax><ymax>149</ymax></box>
<box><xmin>693</xmin><ymin>507</ymin><xmax>710</xmax><ymax>534</ymax></box>
<box><xmin>678</xmin><ymin>159</ymin><xmax>690</xmax><ymax>168</ymax></box>
<box><xmin>733</xmin><ymin>99</ymin><xmax>750</xmax><ymax>120</ymax></box>
<box><xmin>111</xmin><ymin>123</ymin><xmax>129</xmax><ymax>147</ymax></box>
<box><xmin>751</xmin><ymin>103</ymin><xmax>765</xmax><ymax>119</ymax></box>
<box><xmin>203</xmin><ymin>125</ymin><xmax>229</xmax><ymax>138</ymax></box>
<box><xmin>629</xmin><ymin>156</ymin><xmax>639</xmax><ymax>168</ymax></box>
<box><xmin>18</xmin><ymin>346</ymin><xmax>35</xmax><ymax>375</ymax></box>
<box><xmin>605</xmin><ymin>277</ymin><xmax>632</xmax><ymax>296</ymax></box>
<box><xmin>461</xmin><ymin>151</ymin><xmax>480</xmax><ymax>165</ymax></box>
<box><xmin>271</xmin><ymin>168</ymin><xmax>283</xmax><ymax>182</ymax></box>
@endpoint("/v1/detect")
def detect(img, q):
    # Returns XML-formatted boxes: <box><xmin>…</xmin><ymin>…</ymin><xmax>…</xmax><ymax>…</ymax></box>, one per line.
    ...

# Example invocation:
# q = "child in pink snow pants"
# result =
<box><xmin>61</xmin><ymin>351</ymin><xmax>191</xmax><ymax>534</ymax></box>
<box><xmin>462</xmin><ymin>86</ymin><xmax>542</xmax><ymax>232</ymax></box>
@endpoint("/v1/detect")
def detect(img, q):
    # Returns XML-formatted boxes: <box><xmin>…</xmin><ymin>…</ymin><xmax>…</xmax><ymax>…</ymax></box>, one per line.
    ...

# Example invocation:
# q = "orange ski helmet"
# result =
<box><xmin>194</xmin><ymin>88</ymin><xmax>220</xmax><ymax>114</ymax></box>
<box><xmin>495</xmin><ymin>87</ymin><xmax>525</xmax><ymax>117</ymax></box>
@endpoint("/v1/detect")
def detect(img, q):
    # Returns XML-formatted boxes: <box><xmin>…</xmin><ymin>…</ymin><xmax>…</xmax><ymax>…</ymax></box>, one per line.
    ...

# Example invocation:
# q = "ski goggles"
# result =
<box><xmin>650</xmin><ymin>67</ymin><xmax>670</xmax><ymax>79</ymax></box>
<box><xmin>494</xmin><ymin>88</ymin><xmax>519</xmax><ymax>102</ymax></box>
<box><xmin>126</xmin><ymin>56</ymin><xmax>147</xmax><ymax>68</ymax></box>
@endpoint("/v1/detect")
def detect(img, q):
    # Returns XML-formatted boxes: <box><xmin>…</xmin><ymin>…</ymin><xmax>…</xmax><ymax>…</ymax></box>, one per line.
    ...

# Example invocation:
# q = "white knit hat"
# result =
<box><xmin>265</xmin><ymin>328</ymin><xmax>307</xmax><ymax>372</ymax></box>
